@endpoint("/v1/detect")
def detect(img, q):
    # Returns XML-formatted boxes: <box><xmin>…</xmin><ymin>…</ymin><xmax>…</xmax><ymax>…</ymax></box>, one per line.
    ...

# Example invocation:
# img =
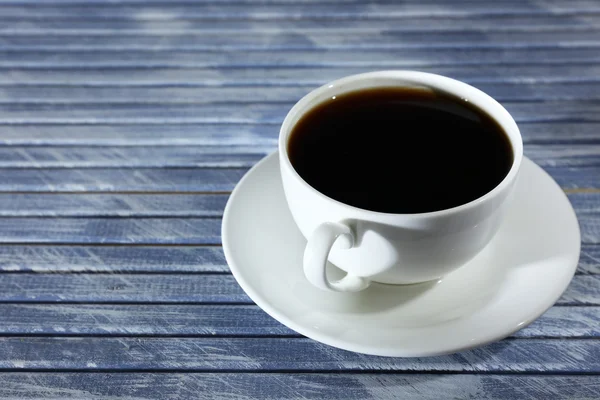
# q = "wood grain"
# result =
<box><xmin>3</xmin><ymin>83</ymin><xmax>600</xmax><ymax>103</ymax></box>
<box><xmin>0</xmin><ymin>122</ymin><xmax>595</xmax><ymax>146</ymax></box>
<box><xmin>1</xmin><ymin>31</ymin><xmax>600</xmax><ymax>51</ymax></box>
<box><xmin>0</xmin><ymin>243</ymin><xmax>593</xmax><ymax>274</ymax></box>
<box><xmin>0</xmin><ymin>2</ymin><xmax>597</xmax><ymax>20</ymax></box>
<box><xmin>0</xmin><ymin>192</ymin><xmax>591</xmax><ymax>217</ymax></box>
<box><xmin>0</xmin><ymin>101</ymin><xmax>597</xmax><ymax>124</ymax></box>
<box><xmin>0</xmin><ymin>194</ymin><xmax>231</xmax><ymax>216</ymax></box>
<box><xmin>0</xmin><ymin>0</ymin><xmax>595</xmax><ymax>395</ymax></box>
<box><xmin>1</xmin><ymin>66</ymin><xmax>600</xmax><ymax>86</ymax></box>
<box><xmin>0</xmin><ymin>274</ymin><xmax>250</xmax><ymax>303</ymax></box>
<box><xmin>0</xmin><ymin>166</ymin><xmax>595</xmax><ymax>191</ymax></box>
<box><xmin>0</xmin><ymin>274</ymin><xmax>594</xmax><ymax>305</ymax></box>
<box><xmin>0</xmin><ymin>373</ymin><xmax>598</xmax><ymax>400</ymax></box>
<box><xmin>0</xmin><ymin>144</ymin><xmax>591</xmax><ymax>168</ymax></box>
<box><xmin>0</xmin><ymin>218</ymin><xmax>223</xmax><ymax>244</ymax></box>
<box><xmin>0</xmin><ymin>147</ymin><xmax>269</xmax><ymax>168</ymax></box>
<box><xmin>0</xmin><ymin>304</ymin><xmax>594</xmax><ymax>338</ymax></box>
<box><xmin>0</xmin><ymin>168</ymin><xmax>248</xmax><ymax>192</ymax></box>
<box><xmin>0</xmin><ymin>245</ymin><xmax>229</xmax><ymax>272</ymax></box>
<box><xmin>2</xmin><ymin>14</ymin><xmax>600</xmax><ymax>35</ymax></box>
<box><xmin>0</xmin><ymin>337</ymin><xmax>596</xmax><ymax>372</ymax></box>
<box><xmin>580</xmin><ymin>244</ymin><xmax>600</xmax><ymax>274</ymax></box>
<box><xmin>1</xmin><ymin>48</ymin><xmax>598</xmax><ymax>68</ymax></box>
<box><xmin>0</xmin><ymin>242</ymin><xmax>595</xmax><ymax>274</ymax></box>
<box><xmin>0</xmin><ymin>212</ymin><xmax>591</xmax><ymax>244</ymax></box>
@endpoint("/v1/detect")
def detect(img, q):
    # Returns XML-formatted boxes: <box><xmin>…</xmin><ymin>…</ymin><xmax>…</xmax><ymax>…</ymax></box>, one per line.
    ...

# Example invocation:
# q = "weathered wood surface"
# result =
<box><xmin>0</xmin><ymin>1</ymin><xmax>598</xmax><ymax>20</ymax></box>
<box><xmin>0</xmin><ymin>166</ymin><xmax>596</xmax><ymax>191</ymax></box>
<box><xmin>0</xmin><ymin>273</ymin><xmax>595</xmax><ymax>305</ymax></box>
<box><xmin>0</xmin><ymin>337</ymin><xmax>596</xmax><ymax>372</ymax></box>
<box><xmin>2</xmin><ymin>66</ymin><xmax>600</xmax><ymax>85</ymax></box>
<box><xmin>1</xmin><ymin>49</ymin><xmax>599</xmax><ymax>68</ymax></box>
<box><xmin>0</xmin><ymin>144</ymin><xmax>590</xmax><ymax>168</ymax></box>
<box><xmin>0</xmin><ymin>218</ymin><xmax>223</xmax><ymax>244</ymax></box>
<box><xmin>0</xmin><ymin>122</ymin><xmax>596</xmax><ymax>146</ymax></box>
<box><xmin>0</xmin><ymin>243</ymin><xmax>593</xmax><ymax>274</ymax></box>
<box><xmin>0</xmin><ymin>191</ymin><xmax>591</xmax><ymax>217</ymax></box>
<box><xmin>0</xmin><ymin>0</ymin><xmax>596</xmax><ymax>398</ymax></box>
<box><xmin>0</xmin><ymin>102</ymin><xmax>597</xmax><ymax>126</ymax></box>
<box><xmin>0</xmin><ymin>304</ymin><xmax>595</xmax><ymax>338</ymax></box>
<box><xmin>0</xmin><ymin>241</ymin><xmax>596</xmax><ymax>274</ymax></box>
<box><xmin>0</xmin><ymin>245</ymin><xmax>230</xmax><ymax>272</ymax></box>
<box><xmin>0</xmin><ymin>373</ymin><xmax>598</xmax><ymax>400</ymax></box>
<box><xmin>3</xmin><ymin>31</ymin><xmax>600</xmax><ymax>51</ymax></box>
<box><xmin>2</xmin><ymin>83</ymin><xmax>600</xmax><ymax>103</ymax></box>
<box><xmin>0</xmin><ymin>213</ymin><xmax>595</xmax><ymax>244</ymax></box>
<box><xmin>0</xmin><ymin>168</ymin><xmax>248</xmax><ymax>192</ymax></box>
<box><xmin>3</xmin><ymin>15</ymin><xmax>600</xmax><ymax>35</ymax></box>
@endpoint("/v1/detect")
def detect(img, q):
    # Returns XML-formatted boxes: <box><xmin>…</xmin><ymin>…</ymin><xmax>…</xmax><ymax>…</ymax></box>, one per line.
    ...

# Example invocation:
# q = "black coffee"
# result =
<box><xmin>288</xmin><ymin>87</ymin><xmax>513</xmax><ymax>213</ymax></box>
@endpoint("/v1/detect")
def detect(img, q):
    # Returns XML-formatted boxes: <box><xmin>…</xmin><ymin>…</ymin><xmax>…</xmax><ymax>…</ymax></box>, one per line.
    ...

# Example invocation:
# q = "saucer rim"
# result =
<box><xmin>222</xmin><ymin>151</ymin><xmax>581</xmax><ymax>357</ymax></box>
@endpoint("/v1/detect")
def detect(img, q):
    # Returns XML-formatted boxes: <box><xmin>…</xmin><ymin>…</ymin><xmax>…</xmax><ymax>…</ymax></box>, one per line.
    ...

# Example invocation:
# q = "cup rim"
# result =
<box><xmin>278</xmin><ymin>70</ymin><xmax>524</xmax><ymax>218</ymax></box>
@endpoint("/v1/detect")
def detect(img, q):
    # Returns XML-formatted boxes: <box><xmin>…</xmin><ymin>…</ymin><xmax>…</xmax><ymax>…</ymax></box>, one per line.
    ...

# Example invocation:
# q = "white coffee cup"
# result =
<box><xmin>279</xmin><ymin>70</ymin><xmax>523</xmax><ymax>293</ymax></box>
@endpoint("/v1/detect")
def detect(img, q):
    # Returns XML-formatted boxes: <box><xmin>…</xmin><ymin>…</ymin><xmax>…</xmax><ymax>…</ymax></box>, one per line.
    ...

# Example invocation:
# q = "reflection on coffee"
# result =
<box><xmin>288</xmin><ymin>87</ymin><xmax>513</xmax><ymax>214</ymax></box>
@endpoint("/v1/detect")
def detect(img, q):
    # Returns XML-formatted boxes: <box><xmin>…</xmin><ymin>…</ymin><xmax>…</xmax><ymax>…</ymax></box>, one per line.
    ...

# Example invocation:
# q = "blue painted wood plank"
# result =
<box><xmin>0</xmin><ymin>0</ymin><xmax>455</xmax><ymax>3</ymax></box>
<box><xmin>2</xmin><ymin>13</ymin><xmax>600</xmax><ymax>34</ymax></box>
<box><xmin>1</xmin><ymin>48</ymin><xmax>599</xmax><ymax>69</ymax></box>
<box><xmin>0</xmin><ymin>274</ymin><xmax>251</xmax><ymax>303</ymax></box>
<box><xmin>0</xmin><ymin>101</ymin><xmax>596</xmax><ymax>123</ymax></box>
<box><xmin>0</xmin><ymin>242</ymin><xmax>596</xmax><ymax>274</ymax></box>
<box><xmin>526</xmin><ymin>145</ymin><xmax>600</xmax><ymax>167</ymax></box>
<box><xmin>580</xmin><ymin>244</ymin><xmax>600</xmax><ymax>274</ymax></box>
<box><xmin>0</xmin><ymin>124</ymin><xmax>280</xmax><ymax>146</ymax></box>
<box><xmin>0</xmin><ymin>243</ymin><xmax>596</xmax><ymax>274</ymax></box>
<box><xmin>0</xmin><ymin>190</ymin><xmax>591</xmax><ymax>217</ymax></box>
<box><xmin>0</xmin><ymin>144</ymin><xmax>591</xmax><ymax>168</ymax></box>
<box><xmin>0</xmin><ymin>168</ymin><xmax>249</xmax><ymax>192</ymax></box>
<box><xmin>512</xmin><ymin>307</ymin><xmax>600</xmax><ymax>338</ymax></box>
<box><xmin>0</xmin><ymin>31</ymin><xmax>599</xmax><ymax>51</ymax></box>
<box><xmin>0</xmin><ymin>218</ymin><xmax>222</xmax><ymax>244</ymax></box>
<box><xmin>1</xmin><ymin>67</ymin><xmax>600</xmax><ymax>87</ymax></box>
<box><xmin>0</xmin><ymin>274</ymin><xmax>593</xmax><ymax>305</ymax></box>
<box><xmin>0</xmin><ymin>211</ymin><xmax>592</xmax><ymax>244</ymax></box>
<box><xmin>0</xmin><ymin>0</ymin><xmax>594</xmax><ymax>5</ymax></box>
<box><xmin>520</xmin><ymin>123</ymin><xmax>600</xmax><ymax>144</ymax></box>
<box><xmin>0</xmin><ymin>194</ymin><xmax>230</xmax><ymax>216</ymax></box>
<box><xmin>569</xmin><ymin>193</ymin><xmax>600</xmax><ymax>214</ymax></box>
<box><xmin>2</xmin><ymin>0</ymin><xmax>553</xmax><ymax>3</ymax></box>
<box><xmin>0</xmin><ymin>304</ymin><xmax>594</xmax><ymax>338</ymax></box>
<box><xmin>0</xmin><ymin>122</ymin><xmax>595</xmax><ymax>146</ymax></box>
<box><xmin>551</xmin><ymin>275</ymin><xmax>600</xmax><ymax>305</ymax></box>
<box><xmin>0</xmin><ymin>373</ymin><xmax>598</xmax><ymax>400</ymax></box>
<box><xmin>579</xmin><ymin>213</ymin><xmax>600</xmax><ymax>244</ymax></box>
<box><xmin>3</xmin><ymin>0</ymin><xmax>504</xmax><ymax>3</ymax></box>
<box><xmin>537</xmin><ymin>167</ymin><xmax>600</xmax><ymax>189</ymax></box>
<box><xmin>0</xmin><ymin>192</ymin><xmax>591</xmax><ymax>217</ymax></box>
<box><xmin>3</xmin><ymin>83</ymin><xmax>600</xmax><ymax>104</ymax></box>
<box><xmin>0</xmin><ymin>245</ymin><xmax>229</xmax><ymax>273</ymax></box>
<box><xmin>0</xmin><ymin>166</ymin><xmax>594</xmax><ymax>192</ymax></box>
<box><xmin>3</xmin><ymin>21</ymin><xmax>600</xmax><ymax>37</ymax></box>
<box><xmin>0</xmin><ymin>304</ymin><xmax>295</xmax><ymax>336</ymax></box>
<box><xmin>0</xmin><ymin>2</ymin><xmax>597</xmax><ymax>20</ymax></box>
<box><xmin>0</xmin><ymin>147</ymin><xmax>270</xmax><ymax>168</ymax></box>
<box><xmin>0</xmin><ymin>337</ymin><xmax>596</xmax><ymax>372</ymax></box>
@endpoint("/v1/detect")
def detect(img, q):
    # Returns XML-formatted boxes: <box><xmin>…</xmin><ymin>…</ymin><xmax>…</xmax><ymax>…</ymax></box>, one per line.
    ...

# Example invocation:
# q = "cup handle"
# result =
<box><xmin>303</xmin><ymin>222</ymin><xmax>371</xmax><ymax>292</ymax></box>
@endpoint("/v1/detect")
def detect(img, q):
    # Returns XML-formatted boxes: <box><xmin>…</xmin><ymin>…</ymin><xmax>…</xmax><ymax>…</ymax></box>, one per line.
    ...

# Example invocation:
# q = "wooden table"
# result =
<box><xmin>0</xmin><ymin>0</ymin><xmax>598</xmax><ymax>398</ymax></box>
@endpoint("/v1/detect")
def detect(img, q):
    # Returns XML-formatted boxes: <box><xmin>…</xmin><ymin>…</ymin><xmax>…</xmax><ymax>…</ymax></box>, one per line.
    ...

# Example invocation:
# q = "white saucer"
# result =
<box><xmin>222</xmin><ymin>151</ymin><xmax>581</xmax><ymax>357</ymax></box>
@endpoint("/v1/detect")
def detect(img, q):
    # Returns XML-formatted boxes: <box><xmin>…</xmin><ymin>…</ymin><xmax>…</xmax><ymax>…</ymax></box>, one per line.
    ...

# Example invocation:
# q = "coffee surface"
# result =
<box><xmin>288</xmin><ymin>87</ymin><xmax>513</xmax><ymax>213</ymax></box>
